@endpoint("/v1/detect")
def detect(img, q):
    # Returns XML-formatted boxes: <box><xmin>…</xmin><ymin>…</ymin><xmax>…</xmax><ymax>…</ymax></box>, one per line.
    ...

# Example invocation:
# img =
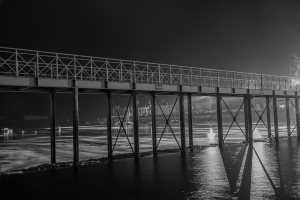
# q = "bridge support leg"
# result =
<box><xmin>179</xmin><ymin>92</ymin><xmax>186</xmax><ymax>152</ymax></box>
<box><xmin>187</xmin><ymin>94</ymin><xmax>193</xmax><ymax>151</ymax></box>
<box><xmin>151</xmin><ymin>93</ymin><xmax>157</xmax><ymax>155</ymax></box>
<box><xmin>266</xmin><ymin>97</ymin><xmax>272</xmax><ymax>138</ymax></box>
<box><xmin>73</xmin><ymin>87</ymin><xmax>79</xmax><ymax>167</ymax></box>
<box><xmin>216</xmin><ymin>93</ymin><xmax>223</xmax><ymax>147</ymax></box>
<box><xmin>273</xmin><ymin>95</ymin><xmax>279</xmax><ymax>142</ymax></box>
<box><xmin>132</xmin><ymin>90</ymin><xmax>139</xmax><ymax>159</ymax></box>
<box><xmin>286</xmin><ymin>97</ymin><xmax>291</xmax><ymax>137</ymax></box>
<box><xmin>106</xmin><ymin>92</ymin><xmax>112</xmax><ymax>159</ymax></box>
<box><xmin>50</xmin><ymin>92</ymin><xmax>56</xmax><ymax>164</ymax></box>
<box><xmin>247</xmin><ymin>94</ymin><xmax>253</xmax><ymax>143</ymax></box>
<box><xmin>244</xmin><ymin>95</ymin><xmax>249</xmax><ymax>141</ymax></box>
<box><xmin>295</xmin><ymin>97</ymin><xmax>300</xmax><ymax>139</ymax></box>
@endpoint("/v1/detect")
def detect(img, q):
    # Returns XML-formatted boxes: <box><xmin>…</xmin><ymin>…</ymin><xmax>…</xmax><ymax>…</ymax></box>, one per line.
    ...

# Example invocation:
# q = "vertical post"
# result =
<box><xmin>151</xmin><ymin>93</ymin><xmax>157</xmax><ymax>155</ymax></box>
<box><xmin>187</xmin><ymin>94</ymin><xmax>193</xmax><ymax>151</ymax></box>
<box><xmin>132</xmin><ymin>90</ymin><xmax>139</xmax><ymax>158</ymax></box>
<box><xmin>266</xmin><ymin>97</ymin><xmax>272</xmax><ymax>138</ymax></box>
<box><xmin>106</xmin><ymin>59</ymin><xmax>109</xmax><ymax>82</ymax></box>
<box><xmin>179</xmin><ymin>92</ymin><xmax>186</xmax><ymax>152</ymax></box>
<box><xmin>247</xmin><ymin>94</ymin><xmax>253</xmax><ymax>143</ymax></box>
<box><xmin>36</xmin><ymin>52</ymin><xmax>39</xmax><ymax>78</ymax></box>
<box><xmin>106</xmin><ymin>92</ymin><xmax>112</xmax><ymax>159</ymax></box>
<box><xmin>244</xmin><ymin>95</ymin><xmax>249</xmax><ymax>140</ymax></box>
<box><xmin>15</xmin><ymin>49</ymin><xmax>19</xmax><ymax>76</ymax></box>
<box><xmin>56</xmin><ymin>54</ymin><xmax>59</xmax><ymax>79</ymax></box>
<box><xmin>73</xmin><ymin>87</ymin><xmax>79</xmax><ymax>167</ymax></box>
<box><xmin>295</xmin><ymin>97</ymin><xmax>300</xmax><ymax>139</ymax></box>
<box><xmin>216</xmin><ymin>93</ymin><xmax>223</xmax><ymax>147</ymax></box>
<box><xmin>50</xmin><ymin>92</ymin><xmax>56</xmax><ymax>164</ymax></box>
<box><xmin>158</xmin><ymin>64</ymin><xmax>161</xmax><ymax>84</ymax></box>
<box><xmin>90</xmin><ymin>58</ymin><xmax>93</xmax><ymax>80</ymax></box>
<box><xmin>273</xmin><ymin>95</ymin><xmax>279</xmax><ymax>142</ymax></box>
<box><xmin>286</xmin><ymin>97</ymin><xmax>291</xmax><ymax>137</ymax></box>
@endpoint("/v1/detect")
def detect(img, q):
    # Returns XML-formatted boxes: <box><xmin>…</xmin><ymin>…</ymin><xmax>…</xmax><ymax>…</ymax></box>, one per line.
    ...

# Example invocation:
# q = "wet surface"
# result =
<box><xmin>1</xmin><ymin>138</ymin><xmax>299</xmax><ymax>200</ymax></box>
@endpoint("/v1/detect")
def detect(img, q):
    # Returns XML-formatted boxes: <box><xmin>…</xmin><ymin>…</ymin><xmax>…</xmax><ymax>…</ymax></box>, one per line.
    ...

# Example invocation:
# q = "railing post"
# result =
<box><xmin>179</xmin><ymin>92</ymin><xmax>186</xmax><ymax>152</ymax></box>
<box><xmin>132</xmin><ymin>90</ymin><xmax>139</xmax><ymax>158</ymax></box>
<box><xmin>73</xmin><ymin>87</ymin><xmax>79</xmax><ymax>167</ymax></box>
<box><xmin>216</xmin><ymin>93</ymin><xmax>223</xmax><ymax>147</ymax></box>
<box><xmin>170</xmin><ymin>65</ymin><xmax>172</xmax><ymax>85</ymax></box>
<box><xmin>273</xmin><ymin>94</ymin><xmax>279</xmax><ymax>142</ymax></box>
<box><xmin>180</xmin><ymin>67</ymin><xmax>183</xmax><ymax>85</ymax></box>
<box><xmin>266</xmin><ymin>96</ymin><xmax>272</xmax><ymax>138</ymax></box>
<box><xmin>56</xmin><ymin>54</ymin><xmax>59</xmax><ymax>79</ymax></box>
<box><xmin>261</xmin><ymin>74</ymin><xmax>263</xmax><ymax>90</ymax></box>
<box><xmin>50</xmin><ymin>91</ymin><xmax>56</xmax><ymax>164</ymax></box>
<box><xmin>295</xmin><ymin>96</ymin><xmax>300</xmax><ymax>139</ymax></box>
<box><xmin>106</xmin><ymin>92</ymin><xmax>112</xmax><ymax>159</ymax></box>
<box><xmin>133</xmin><ymin>62</ymin><xmax>136</xmax><ymax>83</ymax></box>
<box><xmin>187</xmin><ymin>94</ymin><xmax>193</xmax><ymax>151</ymax></box>
<box><xmin>158</xmin><ymin>64</ymin><xmax>161</xmax><ymax>84</ymax></box>
<box><xmin>217</xmin><ymin>71</ymin><xmax>219</xmax><ymax>87</ymax></box>
<box><xmin>120</xmin><ymin>61</ymin><xmax>122</xmax><ymax>82</ymax></box>
<box><xmin>106</xmin><ymin>59</ymin><xmax>109</xmax><ymax>82</ymax></box>
<box><xmin>74</xmin><ymin>56</ymin><xmax>77</xmax><ymax>80</ymax></box>
<box><xmin>286</xmin><ymin>97</ymin><xmax>291</xmax><ymax>137</ymax></box>
<box><xmin>36</xmin><ymin>51</ymin><xmax>39</xmax><ymax>78</ymax></box>
<box><xmin>151</xmin><ymin>93</ymin><xmax>157</xmax><ymax>155</ymax></box>
<box><xmin>90</xmin><ymin>58</ymin><xmax>93</xmax><ymax>80</ymax></box>
<box><xmin>15</xmin><ymin>49</ymin><xmax>19</xmax><ymax>76</ymax></box>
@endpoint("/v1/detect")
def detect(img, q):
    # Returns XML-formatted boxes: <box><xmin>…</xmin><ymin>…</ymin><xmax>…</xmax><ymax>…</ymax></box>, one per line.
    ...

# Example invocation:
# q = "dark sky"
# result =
<box><xmin>1</xmin><ymin>0</ymin><xmax>300</xmax><ymax>120</ymax></box>
<box><xmin>1</xmin><ymin>0</ymin><xmax>300</xmax><ymax>75</ymax></box>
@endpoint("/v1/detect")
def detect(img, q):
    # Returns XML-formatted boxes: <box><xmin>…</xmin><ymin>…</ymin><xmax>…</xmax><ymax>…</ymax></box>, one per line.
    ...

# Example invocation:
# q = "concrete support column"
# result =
<box><xmin>187</xmin><ymin>94</ymin><xmax>193</xmax><ymax>151</ymax></box>
<box><xmin>266</xmin><ymin>97</ymin><xmax>272</xmax><ymax>138</ymax></box>
<box><xmin>179</xmin><ymin>92</ymin><xmax>186</xmax><ymax>152</ymax></box>
<box><xmin>286</xmin><ymin>97</ymin><xmax>291</xmax><ymax>137</ymax></box>
<box><xmin>273</xmin><ymin>95</ymin><xmax>279</xmax><ymax>142</ymax></box>
<box><xmin>216</xmin><ymin>93</ymin><xmax>223</xmax><ymax>147</ymax></box>
<box><xmin>50</xmin><ymin>92</ymin><xmax>56</xmax><ymax>164</ymax></box>
<box><xmin>132</xmin><ymin>90</ymin><xmax>139</xmax><ymax>158</ymax></box>
<box><xmin>106</xmin><ymin>92</ymin><xmax>112</xmax><ymax>159</ymax></box>
<box><xmin>151</xmin><ymin>93</ymin><xmax>157</xmax><ymax>155</ymax></box>
<box><xmin>73</xmin><ymin>87</ymin><xmax>79</xmax><ymax>167</ymax></box>
<box><xmin>295</xmin><ymin>97</ymin><xmax>300</xmax><ymax>139</ymax></box>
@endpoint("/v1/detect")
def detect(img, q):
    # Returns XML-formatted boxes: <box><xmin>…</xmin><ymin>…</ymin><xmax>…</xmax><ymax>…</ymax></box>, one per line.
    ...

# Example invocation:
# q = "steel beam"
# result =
<box><xmin>286</xmin><ymin>97</ymin><xmax>291</xmax><ymax>137</ymax></box>
<box><xmin>73</xmin><ymin>87</ymin><xmax>79</xmax><ymax>167</ymax></box>
<box><xmin>273</xmin><ymin>95</ymin><xmax>279</xmax><ymax>142</ymax></box>
<box><xmin>187</xmin><ymin>94</ymin><xmax>193</xmax><ymax>151</ymax></box>
<box><xmin>216</xmin><ymin>93</ymin><xmax>223</xmax><ymax>147</ymax></box>
<box><xmin>247</xmin><ymin>95</ymin><xmax>253</xmax><ymax>143</ymax></box>
<box><xmin>243</xmin><ymin>96</ymin><xmax>249</xmax><ymax>141</ymax></box>
<box><xmin>50</xmin><ymin>92</ymin><xmax>56</xmax><ymax>164</ymax></box>
<box><xmin>106</xmin><ymin>92</ymin><xmax>112</xmax><ymax>159</ymax></box>
<box><xmin>132</xmin><ymin>90</ymin><xmax>139</xmax><ymax>158</ymax></box>
<box><xmin>266</xmin><ymin>97</ymin><xmax>272</xmax><ymax>138</ymax></box>
<box><xmin>179</xmin><ymin>92</ymin><xmax>186</xmax><ymax>152</ymax></box>
<box><xmin>151</xmin><ymin>93</ymin><xmax>157</xmax><ymax>155</ymax></box>
<box><xmin>295</xmin><ymin>97</ymin><xmax>300</xmax><ymax>139</ymax></box>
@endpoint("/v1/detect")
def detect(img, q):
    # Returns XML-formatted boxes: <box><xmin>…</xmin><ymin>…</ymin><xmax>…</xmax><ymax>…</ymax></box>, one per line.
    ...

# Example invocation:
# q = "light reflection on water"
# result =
<box><xmin>0</xmin><ymin>125</ymin><xmax>300</xmax><ymax>199</ymax></box>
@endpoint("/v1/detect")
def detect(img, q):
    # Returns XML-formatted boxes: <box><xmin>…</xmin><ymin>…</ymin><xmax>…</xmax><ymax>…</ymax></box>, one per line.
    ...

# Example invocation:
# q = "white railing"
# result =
<box><xmin>0</xmin><ymin>46</ymin><xmax>300</xmax><ymax>91</ymax></box>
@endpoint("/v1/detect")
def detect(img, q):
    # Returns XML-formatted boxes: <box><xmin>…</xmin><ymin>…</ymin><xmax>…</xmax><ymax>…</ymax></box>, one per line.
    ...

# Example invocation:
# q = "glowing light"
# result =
<box><xmin>207</xmin><ymin>128</ymin><xmax>215</xmax><ymax>141</ymax></box>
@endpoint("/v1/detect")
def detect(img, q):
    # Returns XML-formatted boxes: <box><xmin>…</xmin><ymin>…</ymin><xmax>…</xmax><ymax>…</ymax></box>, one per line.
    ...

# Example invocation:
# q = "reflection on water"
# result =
<box><xmin>1</xmin><ymin>124</ymin><xmax>300</xmax><ymax>199</ymax></box>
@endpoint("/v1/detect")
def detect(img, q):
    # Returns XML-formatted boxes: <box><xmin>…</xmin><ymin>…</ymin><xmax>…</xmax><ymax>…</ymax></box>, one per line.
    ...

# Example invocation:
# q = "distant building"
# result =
<box><xmin>24</xmin><ymin>115</ymin><xmax>48</xmax><ymax>120</ymax></box>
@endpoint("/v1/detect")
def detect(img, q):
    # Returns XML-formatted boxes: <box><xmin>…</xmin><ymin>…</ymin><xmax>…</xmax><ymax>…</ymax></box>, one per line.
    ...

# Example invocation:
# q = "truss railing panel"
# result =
<box><xmin>1</xmin><ymin>46</ymin><xmax>300</xmax><ymax>91</ymax></box>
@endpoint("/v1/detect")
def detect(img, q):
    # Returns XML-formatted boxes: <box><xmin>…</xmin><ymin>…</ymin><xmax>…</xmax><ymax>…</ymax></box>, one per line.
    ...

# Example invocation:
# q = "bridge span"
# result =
<box><xmin>0</xmin><ymin>46</ymin><xmax>300</xmax><ymax>167</ymax></box>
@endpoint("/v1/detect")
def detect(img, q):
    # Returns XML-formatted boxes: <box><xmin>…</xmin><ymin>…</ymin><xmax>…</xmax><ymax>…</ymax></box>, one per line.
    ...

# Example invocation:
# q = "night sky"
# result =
<box><xmin>0</xmin><ymin>0</ymin><xmax>300</xmax><ymax>120</ymax></box>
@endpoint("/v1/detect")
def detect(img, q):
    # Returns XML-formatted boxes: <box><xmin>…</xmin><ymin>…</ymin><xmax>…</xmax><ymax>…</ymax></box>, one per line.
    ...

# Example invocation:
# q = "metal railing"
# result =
<box><xmin>0</xmin><ymin>46</ymin><xmax>300</xmax><ymax>91</ymax></box>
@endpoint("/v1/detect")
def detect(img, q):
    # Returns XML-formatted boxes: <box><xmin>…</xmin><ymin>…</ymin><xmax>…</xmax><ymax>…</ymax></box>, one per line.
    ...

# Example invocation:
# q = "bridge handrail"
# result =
<box><xmin>0</xmin><ymin>46</ymin><xmax>299</xmax><ymax>91</ymax></box>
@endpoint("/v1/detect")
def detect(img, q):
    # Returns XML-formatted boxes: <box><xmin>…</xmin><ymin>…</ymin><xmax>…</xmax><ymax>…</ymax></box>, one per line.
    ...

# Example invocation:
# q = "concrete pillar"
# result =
<box><xmin>151</xmin><ymin>93</ymin><xmax>157</xmax><ymax>155</ymax></box>
<box><xmin>73</xmin><ymin>88</ymin><xmax>79</xmax><ymax>167</ymax></box>
<box><xmin>266</xmin><ymin>97</ymin><xmax>272</xmax><ymax>138</ymax></box>
<box><xmin>132</xmin><ymin>90</ymin><xmax>139</xmax><ymax>158</ymax></box>
<box><xmin>286</xmin><ymin>98</ymin><xmax>291</xmax><ymax>137</ymax></box>
<box><xmin>179</xmin><ymin>92</ymin><xmax>186</xmax><ymax>152</ymax></box>
<box><xmin>216</xmin><ymin>93</ymin><xmax>223</xmax><ymax>147</ymax></box>
<box><xmin>106</xmin><ymin>92</ymin><xmax>112</xmax><ymax>159</ymax></box>
<box><xmin>50</xmin><ymin>92</ymin><xmax>56</xmax><ymax>164</ymax></box>
<box><xmin>187</xmin><ymin>94</ymin><xmax>193</xmax><ymax>151</ymax></box>
<box><xmin>273</xmin><ymin>95</ymin><xmax>279</xmax><ymax>142</ymax></box>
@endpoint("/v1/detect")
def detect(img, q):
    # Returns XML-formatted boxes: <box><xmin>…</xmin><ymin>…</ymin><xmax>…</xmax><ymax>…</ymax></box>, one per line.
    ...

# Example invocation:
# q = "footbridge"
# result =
<box><xmin>1</xmin><ymin>46</ymin><xmax>300</xmax><ymax>166</ymax></box>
